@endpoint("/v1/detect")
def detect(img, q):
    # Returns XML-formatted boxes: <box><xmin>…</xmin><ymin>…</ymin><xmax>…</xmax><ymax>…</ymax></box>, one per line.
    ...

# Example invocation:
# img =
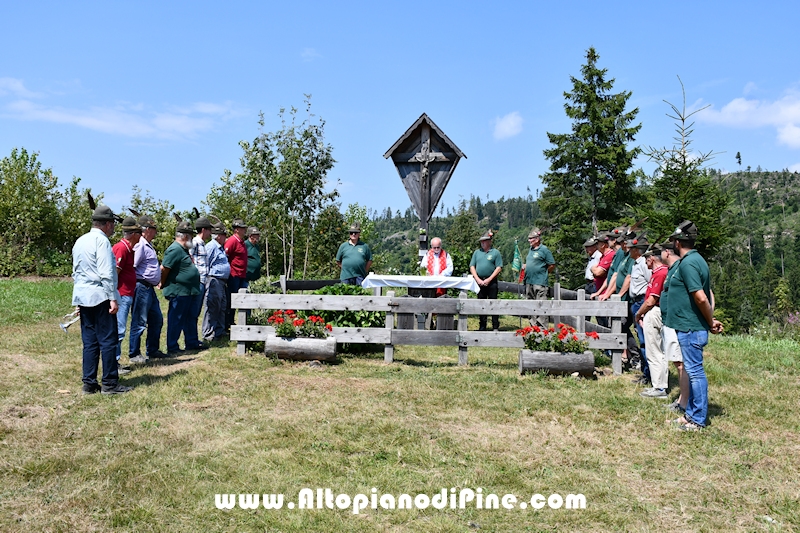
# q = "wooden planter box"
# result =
<box><xmin>518</xmin><ymin>350</ymin><xmax>594</xmax><ymax>377</ymax></box>
<box><xmin>265</xmin><ymin>335</ymin><xmax>337</xmax><ymax>361</ymax></box>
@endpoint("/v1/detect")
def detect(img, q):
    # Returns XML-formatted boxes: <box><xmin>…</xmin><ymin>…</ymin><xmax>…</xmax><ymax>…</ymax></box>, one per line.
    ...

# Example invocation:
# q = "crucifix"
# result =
<box><xmin>409</xmin><ymin>124</ymin><xmax>450</xmax><ymax>226</ymax></box>
<box><xmin>384</xmin><ymin>113</ymin><xmax>466</xmax><ymax>255</ymax></box>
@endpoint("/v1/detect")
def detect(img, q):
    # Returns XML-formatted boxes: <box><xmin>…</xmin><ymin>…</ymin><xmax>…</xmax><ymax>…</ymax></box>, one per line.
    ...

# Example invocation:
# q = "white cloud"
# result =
<box><xmin>788</xmin><ymin>163</ymin><xmax>800</xmax><ymax>172</ymax></box>
<box><xmin>492</xmin><ymin>111</ymin><xmax>523</xmax><ymax>140</ymax></box>
<box><xmin>0</xmin><ymin>77</ymin><xmax>41</xmax><ymax>98</ymax></box>
<box><xmin>301</xmin><ymin>48</ymin><xmax>322</xmax><ymax>62</ymax></box>
<box><xmin>2</xmin><ymin>96</ymin><xmax>237</xmax><ymax>140</ymax></box>
<box><xmin>698</xmin><ymin>87</ymin><xmax>800</xmax><ymax>148</ymax></box>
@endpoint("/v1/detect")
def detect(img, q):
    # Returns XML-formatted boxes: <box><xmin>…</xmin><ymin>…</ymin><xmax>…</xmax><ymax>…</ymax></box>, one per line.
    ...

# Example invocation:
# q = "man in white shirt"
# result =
<box><xmin>419</xmin><ymin>237</ymin><xmax>454</xmax><ymax>296</ymax></box>
<box><xmin>583</xmin><ymin>237</ymin><xmax>601</xmax><ymax>294</ymax></box>
<box><xmin>72</xmin><ymin>205</ymin><xmax>131</xmax><ymax>395</ymax></box>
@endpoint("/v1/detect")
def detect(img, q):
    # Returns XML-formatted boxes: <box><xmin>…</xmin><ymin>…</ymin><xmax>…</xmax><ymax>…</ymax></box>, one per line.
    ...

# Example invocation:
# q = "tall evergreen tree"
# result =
<box><xmin>538</xmin><ymin>47</ymin><xmax>641</xmax><ymax>288</ymax></box>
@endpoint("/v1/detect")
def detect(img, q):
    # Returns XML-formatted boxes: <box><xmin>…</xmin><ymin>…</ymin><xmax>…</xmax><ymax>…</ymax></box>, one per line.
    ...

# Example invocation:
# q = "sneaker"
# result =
<box><xmin>129</xmin><ymin>355</ymin><xmax>149</xmax><ymax>364</ymax></box>
<box><xmin>186</xmin><ymin>344</ymin><xmax>209</xmax><ymax>352</ymax></box>
<box><xmin>148</xmin><ymin>351</ymin><xmax>170</xmax><ymax>359</ymax></box>
<box><xmin>82</xmin><ymin>383</ymin><xmax>101</xmax><ymax>395</ymax></box>
<box><xmin>640</xmin><ymin>387</ymin><xmax>667</xmax><ymax>398</ymax></box>
<box><xmin>118</xmin><ymin>367</ymin><xmax>132</xmax><ymax>376</ymax></box>
<box><xmin>677</xmin><ymin>421</ymin><xmax>701</xmax><ymax>432</ymax></box>
<box><xmin>665</xmin><ymin>400</ymin><xmax>686</xmax><ymax>413</ymax></box>
<box><xmin>101</xmin><ymin>384</ymin><xmax>133</xmax><ymax>395</ymax></box>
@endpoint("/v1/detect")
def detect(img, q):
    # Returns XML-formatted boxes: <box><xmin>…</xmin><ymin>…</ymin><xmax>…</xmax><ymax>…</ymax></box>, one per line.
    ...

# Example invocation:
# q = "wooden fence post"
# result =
<box><xmin>384</xmin><ymin>290</ymin><xmax>395</xmax><ymax>363</ymax></box>
<box><xmin>610</xmin><ymin>294</ymin><xmax>623</xmax><ymax>375</ymax></box>
<box><xmin>237</xmin><ymin>287</ymin><xmax>248</xmax><ymax>356</ymax></box>
<box><xmin>458</xmin><ymin>292</ymin><xmax>468</xmax><ymax>366</ymax></box>
<box><xmin>576</xmin><ymin>289</ymin><xmax>585</xmax><ymax>334</ymax></box>
<box><xmin>279</xmin><ymin>274</ymin><xmax>287</xmax><ymax>295</ymax></box>
<box><xmin>553</xmin><ymin>282</ymin><xmax>561</xmax><ymax>326</ymax></box>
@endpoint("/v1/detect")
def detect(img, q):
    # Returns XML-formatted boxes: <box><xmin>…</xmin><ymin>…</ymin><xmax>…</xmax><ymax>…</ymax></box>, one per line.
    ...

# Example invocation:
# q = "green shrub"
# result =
<box><xmin>312</xmin><ymin>284</ymin><xmax>385</xmax><ymax>328</ymax></box>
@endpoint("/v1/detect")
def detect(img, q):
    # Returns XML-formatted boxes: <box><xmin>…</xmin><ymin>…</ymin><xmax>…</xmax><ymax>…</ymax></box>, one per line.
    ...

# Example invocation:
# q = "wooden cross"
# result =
<box><xmin>406</xmin><ymin>124</ymin><xmax>450</xmax><ymax>225</ymax></box>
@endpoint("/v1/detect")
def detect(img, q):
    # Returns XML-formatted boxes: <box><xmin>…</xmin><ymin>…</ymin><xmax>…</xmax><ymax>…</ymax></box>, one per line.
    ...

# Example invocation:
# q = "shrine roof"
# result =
<box><xmin>383</xmin><ymin>113</ymin><xmax>466</xmax><ymax>160</ymax></box>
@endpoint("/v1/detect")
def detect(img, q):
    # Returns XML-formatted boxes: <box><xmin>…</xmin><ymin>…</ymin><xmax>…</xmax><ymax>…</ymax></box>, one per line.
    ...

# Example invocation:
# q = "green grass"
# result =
<box><xmin>1</xmin><ymin>278</ymin><xmax>799</xmax><ymax>531</ymax></box>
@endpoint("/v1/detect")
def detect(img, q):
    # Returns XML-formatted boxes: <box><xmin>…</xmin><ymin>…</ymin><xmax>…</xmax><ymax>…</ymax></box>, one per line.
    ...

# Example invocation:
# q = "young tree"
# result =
<box><xmin>538</xmin><ymin>47</ymin><xmax>642</xmax><ymax>288</ymax></box>
<box><xmin>206</xmin><ymin>96</ymin><xmax>337</xmax><ymax>279</ymax></box>
<box><xmin>643</xmin><ymin>78</ymin><xmax>731</xmax><ymax>257</ymax></box>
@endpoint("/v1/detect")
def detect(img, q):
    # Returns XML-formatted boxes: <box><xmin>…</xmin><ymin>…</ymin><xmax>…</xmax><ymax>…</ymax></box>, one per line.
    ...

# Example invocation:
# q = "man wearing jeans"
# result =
<box><xmin>224</xmin><ymin>219</ymin><xmax>249</xmax><ymax>331</ymax></box>
<box><xmin>665</xmin><ymin>221</ymin><xmax>723</xmax><ymax>431</ymax></box>
<box><xmin>130</xmin><ymin>215</ymin><xmax>165</xmax><ymax>360</ymax></box>
<box><xmin>203</xmin><ymin>221</ymin><xmax>231</xmax><ymax>341</ymax></box>
<box><xmin>72</xmin><ymin>204</ymin><xmax>131</xmax><ymax>395</ymax></box>
<box><xmin>187</xmin><ymin>216</ymin><xmax>212</xmax><ymax>350</ymax></box>
<box><xmin>161</xmin><ymin>221</ymin><xmax>200</xmax><ymax>355</ymax></box>
<box><xmin>112</xmin><ymin>216</ymin><xmax>142</xmax><ymax>370</ymax></box>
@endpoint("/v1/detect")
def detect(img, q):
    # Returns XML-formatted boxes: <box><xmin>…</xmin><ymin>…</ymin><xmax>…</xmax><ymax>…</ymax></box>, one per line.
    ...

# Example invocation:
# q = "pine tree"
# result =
<box><xmin>538</xmin><ymin>47</ymin><xmax>641</xmax><ymax>288</ymax></box>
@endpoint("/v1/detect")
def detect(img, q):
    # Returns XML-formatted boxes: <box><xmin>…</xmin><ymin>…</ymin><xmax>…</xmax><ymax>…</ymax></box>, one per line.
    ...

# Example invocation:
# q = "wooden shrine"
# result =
<box><xmin>384</xmin><ymin>114</ymin><xmax>466</xmax><ymax>254</ymax></box>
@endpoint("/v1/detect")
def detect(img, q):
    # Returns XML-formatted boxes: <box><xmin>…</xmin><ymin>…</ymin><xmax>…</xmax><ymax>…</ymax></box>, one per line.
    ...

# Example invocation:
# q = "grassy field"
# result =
<box><xmin>1</xmin><ymin>278</ymin><xmax>798</xmax><ymax>532</ymax></box>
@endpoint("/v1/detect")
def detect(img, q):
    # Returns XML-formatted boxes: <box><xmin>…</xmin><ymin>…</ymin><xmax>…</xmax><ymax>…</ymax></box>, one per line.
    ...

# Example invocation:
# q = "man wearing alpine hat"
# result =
<box><xmin>336</xmin><ymin>222</ymin><xmax>373</xmax><ymax>286</ymax></box>
<box><xmin>664</xmin><ymin>220</ymin><xmax>723</xmax><ymax>431</ymax></box>
<box><xmin>72</xmin><ymin>203</ymin><xmax>131</xmax><ymax>395</ymax></box>
<box><xmin>470</xmin><ymin>230</ymin><xmax>503</xmax><ymax>331</ymax></box>
<box><xmin>521</xmin><ymin>227</ymin><xmax>555</xmax><ymax>328</ymax></box>
<box><xmin>160</xmin><ymin>220</ymin><xmax>201</xmax><ymax>356</ymax></box>
<box><xmin>224</xmin><ymin>219</ymin><xmax>249</xmax><ymax>331</ymax></box>
<box><xmin>112</xmin><ymin>216</ymin><xmax>142</xmax><ymax>369</ymax></box>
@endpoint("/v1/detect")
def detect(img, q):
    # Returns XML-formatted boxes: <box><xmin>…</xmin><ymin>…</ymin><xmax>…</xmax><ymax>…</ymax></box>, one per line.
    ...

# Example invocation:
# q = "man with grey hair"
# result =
<box><xmin>72</xmin><ymin>204</ymin><xmax>131</xmax><ymax>394</ymax></box>
<box><xmin>160</xmin><ymin>221</ymin><xmax>200</xmax><ymax>356</ymax></box>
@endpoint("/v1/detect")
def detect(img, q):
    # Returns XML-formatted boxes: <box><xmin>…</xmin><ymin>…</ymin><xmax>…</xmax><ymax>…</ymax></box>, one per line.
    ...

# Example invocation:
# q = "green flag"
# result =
<box><xmin>511</xmin><ymin>240</ymin><xmax>522</xmax><ymax>274</ymax></box>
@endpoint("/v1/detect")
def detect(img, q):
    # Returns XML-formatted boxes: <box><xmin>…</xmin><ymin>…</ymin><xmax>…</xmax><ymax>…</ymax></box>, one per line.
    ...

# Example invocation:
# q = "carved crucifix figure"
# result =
<box><xmin>408</xmin><ymin>124</ymin><xmax>447</xmax><ymax>225</ymax></box>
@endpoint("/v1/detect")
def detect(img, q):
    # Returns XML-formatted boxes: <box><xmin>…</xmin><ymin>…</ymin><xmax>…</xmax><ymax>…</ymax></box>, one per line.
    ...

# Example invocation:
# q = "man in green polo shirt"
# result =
<box><xmin>336</xmin><ymin>222</ymin><xmax>373</xmax><ymax>285</ymax></box>
<box><xmin>521</xmin><ymin>227</ymin><xmax>555</xmax><ymax>328</ymax></box>
<box><xmin>470</xmin><ymin>230</ymin><xmax>503</xmax><ymax>331</ymax></box>
<box><xmin>664</xmin><ymin>220</ymin><xmax>723</xmax><ymax>431</ymax></box>
<box><xmin>160</xmin><ymin>221</ymin><xmax>201</xmax><ymax>356</ymax></box>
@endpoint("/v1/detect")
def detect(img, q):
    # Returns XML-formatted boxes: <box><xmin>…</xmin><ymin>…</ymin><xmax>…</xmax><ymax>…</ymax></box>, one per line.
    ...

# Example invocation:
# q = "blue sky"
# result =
<box><xmin>2</xmin><ymin>1</ymin><xmax>799</xmax><ymax>216</ymax></box>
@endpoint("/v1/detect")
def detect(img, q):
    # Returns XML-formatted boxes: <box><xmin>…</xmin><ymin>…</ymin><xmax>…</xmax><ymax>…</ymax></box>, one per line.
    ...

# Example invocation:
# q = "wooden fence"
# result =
<box><xmin>231</xmin><ymin>288</ymin><xmax>629</xmax><ymax>373</ymax></box>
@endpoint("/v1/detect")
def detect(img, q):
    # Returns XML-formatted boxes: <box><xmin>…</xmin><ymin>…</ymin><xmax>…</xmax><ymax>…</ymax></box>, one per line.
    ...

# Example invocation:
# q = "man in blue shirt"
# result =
<box><xmin>203</xmin><ymin>221</ymin><xmax>231</xmax><ymax>342</ymax></box>
<box><xmin>72</xmin><ymin>205</ymin><xmax>131</xmax><ymax>395</ymax></box>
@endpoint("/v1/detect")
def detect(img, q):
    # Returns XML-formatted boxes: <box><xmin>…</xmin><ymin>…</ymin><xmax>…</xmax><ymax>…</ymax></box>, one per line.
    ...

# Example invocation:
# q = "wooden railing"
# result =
<box><xmin>230</xmin><ymin>288</ymin><xmax>629</xmax><ymax>373</ymax></box>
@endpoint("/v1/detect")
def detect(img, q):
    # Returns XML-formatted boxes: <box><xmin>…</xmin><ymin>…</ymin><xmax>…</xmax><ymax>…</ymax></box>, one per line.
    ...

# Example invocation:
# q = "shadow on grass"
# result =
<box><xmin>396</xmin><ymin>358</ymin><xmax>457</xmax><ymax>368</ymax></box>
<box><xmin>122</xmin><ymin>368</ymin><xmax>189</xmax><ymax>389</ymax></box>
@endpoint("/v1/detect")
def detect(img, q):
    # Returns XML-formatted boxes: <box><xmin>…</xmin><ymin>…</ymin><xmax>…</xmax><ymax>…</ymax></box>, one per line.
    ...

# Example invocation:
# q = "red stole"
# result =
<box><xmin>426</xmin><ymin>250</ymin><xmax>448</xmax><ymax>297</ymax></box>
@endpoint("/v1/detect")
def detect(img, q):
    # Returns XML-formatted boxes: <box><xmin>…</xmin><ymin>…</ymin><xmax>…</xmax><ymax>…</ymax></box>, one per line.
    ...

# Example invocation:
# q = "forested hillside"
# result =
<box><xmin>367</xmin><ymin>168</ymin><xmax>800</xmax><ymax>334</ymax></box>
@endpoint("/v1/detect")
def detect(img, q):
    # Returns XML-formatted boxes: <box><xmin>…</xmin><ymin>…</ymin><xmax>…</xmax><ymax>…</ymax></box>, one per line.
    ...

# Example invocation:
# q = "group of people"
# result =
<box><xmin>74</xmin><ymin>204</ymin><xmax>722</xmax><ymax>429</ymax></box>
<box><xmin>411</xmin><ymin>220</ymin><xmax>723</xmax><ymax>432</ymax></box>
<box><xmin>582</xmin><ymin>221</ymin><xmax>723</xmax><ymax>431</ymax></box>
<box><xmin>72</xmin><ymin>204</ymin><xmax>263</xmax><ymax>395</ymax></box>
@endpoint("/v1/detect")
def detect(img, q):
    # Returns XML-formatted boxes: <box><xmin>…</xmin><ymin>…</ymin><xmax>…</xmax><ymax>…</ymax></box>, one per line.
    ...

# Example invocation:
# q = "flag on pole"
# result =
<box><xmin>511</xmin><ymin>240</ymin><xmax>522</xmax><ymax>274</ymax></box>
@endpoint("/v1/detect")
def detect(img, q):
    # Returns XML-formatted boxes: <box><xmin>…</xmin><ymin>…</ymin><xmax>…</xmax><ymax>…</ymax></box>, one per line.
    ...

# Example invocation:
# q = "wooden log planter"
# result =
<box><xmin>518</xmin><ymin>350</ymin><xmax>595</xmax><ymax>378</ymax></box>
<box><xmin>265</xmin><ymin>335</ymin><xmax>337</xmax><ymax>362</ymax></box>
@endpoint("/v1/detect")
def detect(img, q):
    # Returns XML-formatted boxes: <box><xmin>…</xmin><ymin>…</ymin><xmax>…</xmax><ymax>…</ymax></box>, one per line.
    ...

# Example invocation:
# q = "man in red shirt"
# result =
<box><xmin>112</xmin><ymin>217</ymin><xmax>143</xmax><ymax>367</ymax></box>
<box><xmin>635</xmin><ymin>244</ymin><xmax>669</xmax><ymax>397</ymax></box>
<box><xmin>590</xmin><ymin>232</ymin><xmax>616</xmax><ymax>327</ymax></box>
<box><xmin>224</xmin><ymin>219</ymin><xmax>249</xmax><ymax>331</ymax></box>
